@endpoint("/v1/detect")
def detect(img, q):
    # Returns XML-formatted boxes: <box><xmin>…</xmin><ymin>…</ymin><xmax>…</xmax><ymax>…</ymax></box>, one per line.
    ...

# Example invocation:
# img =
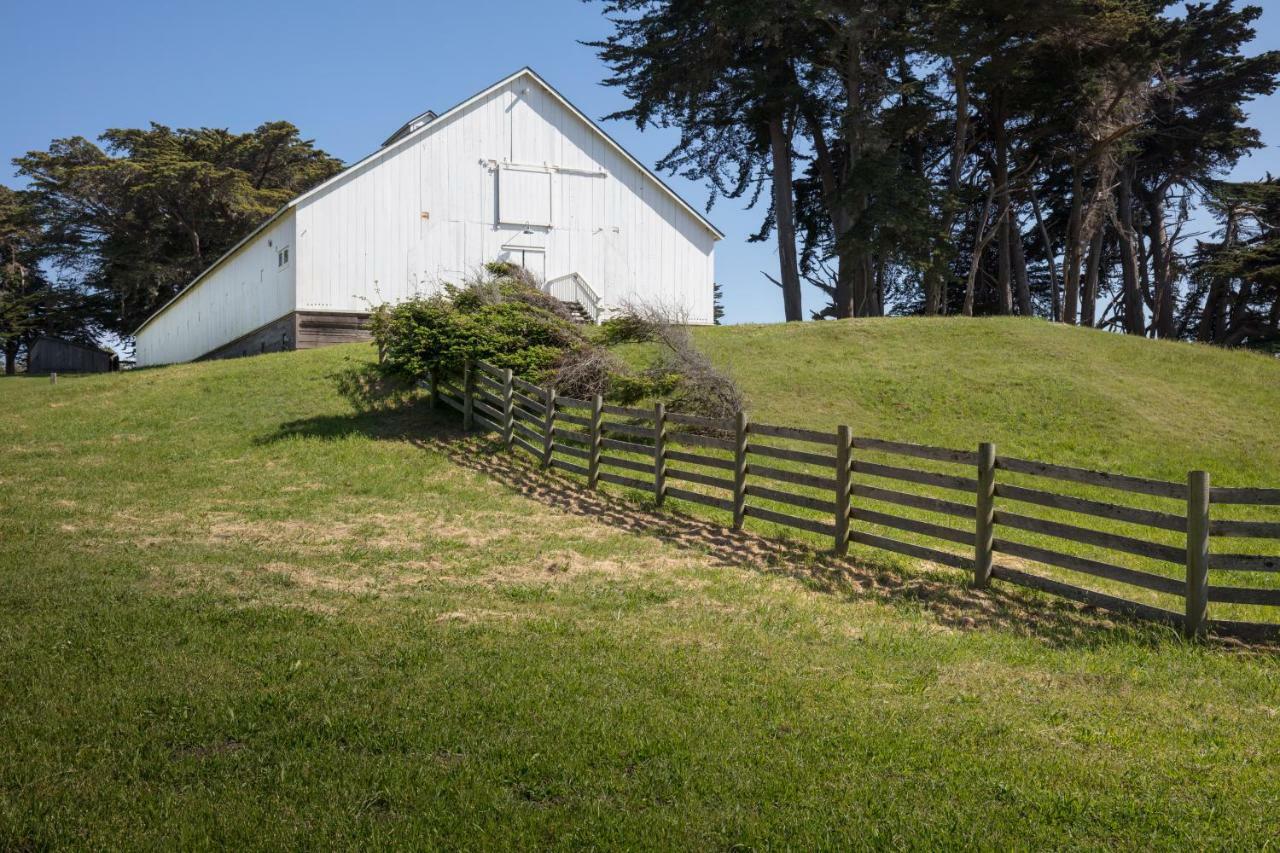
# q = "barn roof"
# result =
<box><xmin>289</xmin><ymin>67</ymin><xmax>723</xmax><ymax>235</ymax></box>
<box><xmin>134</xmin><ymin>68</ymin><xmax>722</xmax><ymax>337</ymax></box>
<box><xmin>381</xmin><ymin>109</ymin><xmax>437</xmax><ymax>148</ymax></box>
<box><xmin>33</xmin><ymin>335</ymin><xmax>116</xmax><ymax>356</ymax></box>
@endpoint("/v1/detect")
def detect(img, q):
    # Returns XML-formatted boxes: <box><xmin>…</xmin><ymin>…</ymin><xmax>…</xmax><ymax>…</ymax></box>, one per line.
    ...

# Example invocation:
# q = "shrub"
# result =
<box><xmin>597</xmin><ymin>313</ymin><xmax>658</xmax><ymax>346</ymax></box>
<box><xmin>551</xmin><ymin>344</ymin><xmax>624</xmax><ymax>401</ymax></box>
<box><xmin>608</xmin><ymin>302</ymin><xmax>744</xmax><ymax>421</ymax></box>
<box><xmin>368</xmin><ymin>265</ymin><xmax>743</xmax><ymax>425</ymax></box>
<box><xmin>370</xmin><ymin>269</ymin><xmax>589</xmax><ymax>383</ymax></box>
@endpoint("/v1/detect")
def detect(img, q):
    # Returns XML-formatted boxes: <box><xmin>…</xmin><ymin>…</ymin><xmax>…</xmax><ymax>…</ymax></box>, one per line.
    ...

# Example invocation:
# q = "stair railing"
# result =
<box><xmin>544</xmin><ymin>273</ymin><xmax>602</xmax><ymax>323</ymax></box>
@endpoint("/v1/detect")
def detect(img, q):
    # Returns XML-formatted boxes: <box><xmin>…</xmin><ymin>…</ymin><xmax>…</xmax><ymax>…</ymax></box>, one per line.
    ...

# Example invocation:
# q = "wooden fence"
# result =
<box><xmin>428</xmin><ymin>359</ymin><xmax>1280</xmax><ymax>642</ymax></box>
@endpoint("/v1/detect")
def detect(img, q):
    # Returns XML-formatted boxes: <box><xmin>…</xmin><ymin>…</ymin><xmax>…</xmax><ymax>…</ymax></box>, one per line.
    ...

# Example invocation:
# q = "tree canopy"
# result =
<box><xmin>7</xmin><ymin>121</ymin><xmax>342</xmax><ymax>350</ymax></box>
<box><xmin>594</xmin><ymin>0</ymin><xmax>1280</xmax><ymax>348</ymax></box>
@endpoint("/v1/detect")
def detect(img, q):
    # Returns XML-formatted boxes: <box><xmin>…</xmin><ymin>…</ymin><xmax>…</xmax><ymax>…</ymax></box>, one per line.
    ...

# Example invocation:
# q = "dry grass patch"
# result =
<box><xmin>433</xmin><ymin>609</ymin><xmax>529</xmax><ymax>625</ymax></box>
<box><xmin>119</xmin><ymin>480</ymin><xmax>728</xmax><ymax>612</ymax></box>
<box><xmin>144</xmin><ymin>558</ymin><xmax>441</xmax><ymax>614</ymax></box>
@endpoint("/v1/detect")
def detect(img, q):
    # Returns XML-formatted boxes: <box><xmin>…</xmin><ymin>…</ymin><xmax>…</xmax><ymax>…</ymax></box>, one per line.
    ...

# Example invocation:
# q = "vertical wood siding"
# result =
<box><xmin>136</xmin><ymin>71</ymin><xmax>717</xmax><ymax>366</ymax></box>
<box><xmin>135</xmin><ymin>214</ymin><xmax>296</xmax><ymax>365</ymax></box>
<box><xmin>294</xmin><ymin>75</ymin><xmax>716</xmax><ymax>324</ymax></box>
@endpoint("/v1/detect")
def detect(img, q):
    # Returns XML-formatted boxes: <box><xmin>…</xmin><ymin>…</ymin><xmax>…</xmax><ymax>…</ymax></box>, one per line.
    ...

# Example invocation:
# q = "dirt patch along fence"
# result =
<box><xmin>427</xmin><ymin>359</ymin><xmax>1280</xmax><ymax>642</ymax></box>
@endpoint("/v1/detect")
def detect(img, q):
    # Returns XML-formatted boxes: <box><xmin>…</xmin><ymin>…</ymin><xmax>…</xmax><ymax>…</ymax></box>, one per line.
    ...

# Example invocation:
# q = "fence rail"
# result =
<box><xmin>427</xmin><ymin>360</ymin><xmax>1280</xmax><ymax>643</ymax></box>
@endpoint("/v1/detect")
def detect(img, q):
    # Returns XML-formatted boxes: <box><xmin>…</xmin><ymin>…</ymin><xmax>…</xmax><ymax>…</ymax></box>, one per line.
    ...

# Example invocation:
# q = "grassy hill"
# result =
<box><xmin>635</xmin><ymin>317</ymin><xmax>1280</xmax><ymax>621</ymax></box>
<box><xmin>2</xmin><ymin>322</ymin><xmax>1280</xmax><ymax>847</ymax></box>
<box><xmin>691</xmin><ymin>316</ymin><xmax>1280</xmax><ymax>484</ymax></box>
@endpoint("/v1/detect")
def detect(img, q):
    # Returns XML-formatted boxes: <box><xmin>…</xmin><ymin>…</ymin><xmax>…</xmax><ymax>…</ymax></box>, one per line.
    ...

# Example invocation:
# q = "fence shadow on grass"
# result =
<box><xmin>264</xmin><ymin>391</ymin><xmax>1232</xmax><ymax>652</ymax></box>
<box><xmin>433</xmin><ymin>431</ymin><xmax>1198</xmax><ymax>651</ymax></box>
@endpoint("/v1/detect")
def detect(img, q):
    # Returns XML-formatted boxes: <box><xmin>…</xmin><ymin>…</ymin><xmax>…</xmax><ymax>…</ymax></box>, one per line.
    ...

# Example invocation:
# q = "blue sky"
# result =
<box><xmin>2</xmin><ymin>0</ymin><xmax>1278</xmax><ymax>324</ymax></box>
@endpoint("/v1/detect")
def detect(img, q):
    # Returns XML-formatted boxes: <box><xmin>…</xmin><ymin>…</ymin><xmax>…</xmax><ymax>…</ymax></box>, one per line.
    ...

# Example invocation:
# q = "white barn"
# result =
<box><xmin>133</xmin><ymin>67</ymin><xmax>723</xmax><ymax>366</ymax></box>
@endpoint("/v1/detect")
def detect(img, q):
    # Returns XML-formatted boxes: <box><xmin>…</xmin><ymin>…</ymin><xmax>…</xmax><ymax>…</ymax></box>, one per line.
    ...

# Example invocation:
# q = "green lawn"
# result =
<box><xmin>675</xmin><ymin>318</ymin><xmax>1280</xmax><ymax>622</ymax></box>
<box><xmin>3</xmin><ymin>331</ymin><xmax>1280</xmax><ymax>848</ymax></box>
<box><xmin>691</xmin><ymin>316</ymin><xmax>1280</xmax><ymax>482</ymax></box>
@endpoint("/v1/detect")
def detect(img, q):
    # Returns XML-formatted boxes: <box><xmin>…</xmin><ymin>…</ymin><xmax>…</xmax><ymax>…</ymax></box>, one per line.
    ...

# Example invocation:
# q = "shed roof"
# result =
<box><xmin>34</xmin><ymin>335</ymin><xmax>115</xmax><ymax>356</ymax></box>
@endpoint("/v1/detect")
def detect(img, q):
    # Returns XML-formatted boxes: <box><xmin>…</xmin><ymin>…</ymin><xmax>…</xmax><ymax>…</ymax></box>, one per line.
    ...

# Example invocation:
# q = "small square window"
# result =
<box><xmin>277</xmin><ymin>246</ymin><xmax>290</xmax><ymax>268</ymax></box>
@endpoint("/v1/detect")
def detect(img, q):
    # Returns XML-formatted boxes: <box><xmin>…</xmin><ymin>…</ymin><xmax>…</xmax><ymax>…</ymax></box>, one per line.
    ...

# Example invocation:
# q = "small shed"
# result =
<box><xmin>27</xmin><ymin>337</ymin><xmax>118</xmax><ymax>374</ymax></box>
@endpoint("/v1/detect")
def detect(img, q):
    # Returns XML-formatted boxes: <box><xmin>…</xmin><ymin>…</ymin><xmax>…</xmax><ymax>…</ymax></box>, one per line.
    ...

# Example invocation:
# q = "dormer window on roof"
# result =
<box><xmin>381</xmin><ymin>110</ymin><xmax>438</xmax><ymax>148</ymax></box>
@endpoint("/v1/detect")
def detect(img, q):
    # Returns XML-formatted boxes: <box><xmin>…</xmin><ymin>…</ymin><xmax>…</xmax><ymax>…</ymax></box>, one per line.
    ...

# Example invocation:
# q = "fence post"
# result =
<box><xmin>975</xmin><ymin>442</ymin><xmax>996</xmax><ymax>588</ymax></box>
<box><xmin>1186</xmin><ymin>470</ymin><xmax>1211</xmax><ymax>639</ymax></box>
<box><xmin>732</xmin><ymin>410</ymin><xmax>748</xmax><ymax>530</ymax></box>
<box><xmin>501</xmin><ymin>369</ymin><xmax>514</xmax><ymax>449</ymax></box>
<box><xmin>589</xmin><ymin>394</ymin><xmax>603</xmax><ymax>489</ymax></box>
<box><xmin>427</xmin><ymin>368</ymin><xmax>439</xmax><ymax>410</ymax></box>
<box><xmin>541</xmin><ymin>385</ymin><xmax>557</xmax><ymax>468</ymax></box>
<box><xmin>835</xmin><ymin>425</ymin><xmax>852</xmax><ymax>555</ymax></box>
<box><xmin>50</xmin><ymin>372</ymin><xmax>57</xmax><ymax>386</ymax></box>
<box><xmin>462</xmin><ymin>360</ymin><xmax>475</xmax><ymax>431</ymax></box>
<box><xmin>653</xmin><ymin>402</ymin><xmax>667</xmax><ymax>507</ymax></box>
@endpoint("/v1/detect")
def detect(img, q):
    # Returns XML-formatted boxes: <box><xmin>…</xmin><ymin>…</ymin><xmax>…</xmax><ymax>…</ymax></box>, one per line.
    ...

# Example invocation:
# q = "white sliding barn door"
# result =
<box><xmin>498</xmin><ymin>166</ymin><xmax>552</xmax><ymax>228</ymax></box>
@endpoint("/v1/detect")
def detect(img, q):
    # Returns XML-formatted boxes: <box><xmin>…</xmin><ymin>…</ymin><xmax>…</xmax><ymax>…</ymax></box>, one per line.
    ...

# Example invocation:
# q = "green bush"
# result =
<box><xmin>596</xmin><ymin>314</ymin><xmax>657</xmax><ymax>346</ymax></box>
<box><xmin>368</xmin><ymin>265</ymin><xmax>743</xmax><ymax>422</ymax></box>
<box><xmin>607</xmin><ymin>371</ymin><xmax>679</xmax><ymax>406</ymax></box>
<box><xmin>370</xmin><ymin>275</ymin><xmax>588</xmax><ymax>384</ymax></box>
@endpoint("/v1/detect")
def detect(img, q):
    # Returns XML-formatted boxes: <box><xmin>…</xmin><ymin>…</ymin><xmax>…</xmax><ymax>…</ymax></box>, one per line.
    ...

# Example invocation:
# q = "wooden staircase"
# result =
<box><xmin>544</xmin><ymin>273</ymin><xmax>601</xmax><ymax>324</ymax></box>
<box><xmin>560</xmin><ymin>300</ymin><xmax>593</xmax><ymax>324</ymax></box>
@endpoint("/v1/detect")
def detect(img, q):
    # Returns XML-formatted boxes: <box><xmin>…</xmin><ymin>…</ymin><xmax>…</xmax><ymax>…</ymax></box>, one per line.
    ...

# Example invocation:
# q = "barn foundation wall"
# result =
<box><xmin>296</xmin><ymin>312</ymin><xmax>372</xmax><ymax>350</ymax></box>
<box><xmin>198</xmin><ymin>312</ymin><xmax>371</xmax><ymax>362</ymax></box>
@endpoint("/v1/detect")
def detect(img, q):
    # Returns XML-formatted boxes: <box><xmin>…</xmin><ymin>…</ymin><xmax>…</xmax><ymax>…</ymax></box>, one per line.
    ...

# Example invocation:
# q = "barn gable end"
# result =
<box><xmin>134</xmin><ymin>68</ymin><xmax>719</xmax><ymax>367</ymax></box>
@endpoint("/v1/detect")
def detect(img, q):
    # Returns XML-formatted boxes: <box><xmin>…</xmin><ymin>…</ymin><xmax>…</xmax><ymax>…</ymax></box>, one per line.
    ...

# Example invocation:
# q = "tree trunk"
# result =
<box><xmin>1199</xmin><ymin>277</ymin><xmax>1227</xmax><ymax>343</ymax></box>
<box><xmin>851</xmin><ymin>241</ymin><xmax>874</xmax><ymax>317</ymax></box>
<box><xmin>1010</xmin><ymin>218</ymin><xmax>1033</xmax><ymax>316</ymax></box>
<box><xmin>1028</xmin><ymin>185</ymin><xmax>1061</xmax><ymax>322</ymax></box>
<box><xmin>925</xmin><ymin>63</ymin><xmax>971</xmax><ymax>316</ymax></box>
<box><xmin>1137</xmin><ymin>226</ymin><xmax>1153</xmax><ymax>333</ymax></box>
<box><xmin>1141</xmin><ymin>185</ymin><xmax>1176</xmax><ymax>339</ymax></box>
<box><xmin>1063</xmin><ymin>168</ymin><xmax>1084</xmax><ymax>325</ymax></box>
<box><xmin>833</xmin><ymin>239</ymin><xmax>855</xmax><ymax>319</ymax></box>
<box><xmin>873</xmin><ymin>256</ymin><xmax>885</xmax><ymax>316</ymax></box>
<box><xmin>168</xmin><ymin>203</ymin><xmax>203</xmax><ymax>267</ymax></box>
<box><xmin>1228</xmin><ymin>273</ymin><xmax>1254</xmax><ymax>341</ymax></box>
<box><xmin>998</xmin><ymin>217</ymin><xmax>1014</xmax><ymax>315</ymax></box>
<box><xmin>992</xmin><ymin>94</ymin><xmax>1014</xmax><ymax>315</ymax></box>
<box><xmin>842</xmin><ymin>31</ymin><xmax>877</xmax><ymax>319</ymax></box>
<box><xmin>964</xmin><ymin>184</ymin><xmax>1001</xmax><ymax>317</ymax></box>
<box><xmin>767</xmin><ymin>109</ymin><xmax>803</xmax><ymax>323</ymax></box>
<box><xmin>1082</xmin><ymin>225</ymin><xmax>1105</xmax><ymax>327</ymax></box>
<box><xmin>922</xmin><ymin>260</ymin><xmax>946</xmax><ymax>318</ymax></box>
<box><xmin>1115</xmin><ymin>167</ymin><xmax>1145</xmax><ymax>335</ymax></box>
<box><xmin>802</xmin><ymin>109</ymin><xmax>853</xmax><ymax>319</ymax></box>
<box><xmin>4</xmin><ymin>340</ymin><xmax>17</xmax><ymax>376</ymax></box>
<box><xmin>1200</xmin><ymin>211</ymin><xmax>1238</xmax><ymax>342</ymax></box>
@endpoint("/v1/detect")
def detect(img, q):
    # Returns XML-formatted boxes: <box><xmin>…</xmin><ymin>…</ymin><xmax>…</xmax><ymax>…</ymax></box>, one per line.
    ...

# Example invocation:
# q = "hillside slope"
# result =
<box><xmin>2</xmin><ymin>334</ymin><xmax>1280</xmax><ymax>846</ymax></box>
<box><xmin>693</xmin><ymin>317</ymin><xmax>1280</xmax><ymax>485</ymax></box>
